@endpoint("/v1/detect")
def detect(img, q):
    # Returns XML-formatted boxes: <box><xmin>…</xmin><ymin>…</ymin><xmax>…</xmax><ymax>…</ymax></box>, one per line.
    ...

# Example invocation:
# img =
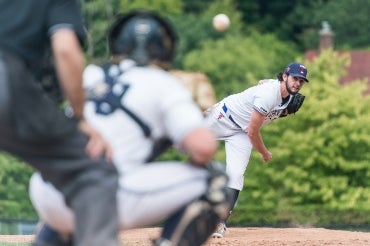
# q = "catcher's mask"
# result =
<box><xmin>108</xmin><ymin>10</ymin><xmax>177</xmax><ymax>69</ymax></box>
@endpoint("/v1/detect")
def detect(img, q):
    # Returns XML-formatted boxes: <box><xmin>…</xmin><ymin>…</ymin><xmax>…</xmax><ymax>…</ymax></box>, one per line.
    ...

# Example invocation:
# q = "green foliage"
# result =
<box><xmin>283</xmin><ymin>0</ymin><xmax>370</xmax><ymax>50</ymax></box>
<box><xmin>236</xmin><ymin>0</ymin><xmax>370</xmax><ymax>51</ymax></box>
<box><xmin>0</xmin><ymin>244</ymin><xmax>29</xmax><ymax>246</ymax></box>
<box><xmin>82</xmin><ymin>0</ymin><xmax>119</xmax><ymax>63</ymax></box>
<box><xmin>3</xmin><ymin>0</ymin><xmax>369</xmax><ymax>228</ymax></box>
<box><xmin>231</xmin><ymin>50</ymin><xmax>370</xmax><ymax>226</ymax></box>
<box><xmin>183</xmin><ymin>32</ymin><xmax>298</xmax><ymax>99</ymax></box>
<box><xmin>0</xmin><ymin>153</ymin><xmax>37</xmax><ymax>220</ymax></box>
<box><xmin>182</xmin><ymin>0</ymin><xmax>215</xmax><ymax>13</ymax></box>
<box><xmin>170</xmin><ymin>0</ymin><xmax>244</xmax><ymax>69</ymax></box>
<box><xmin>306</xmin><ymin>0</ymin><xmax>370</xmax><ymax>49</ymax></box>
<box><xmin>118</xmin><ymin>0</ymin><xmax>183</xmax><ymax>15</ymax></box>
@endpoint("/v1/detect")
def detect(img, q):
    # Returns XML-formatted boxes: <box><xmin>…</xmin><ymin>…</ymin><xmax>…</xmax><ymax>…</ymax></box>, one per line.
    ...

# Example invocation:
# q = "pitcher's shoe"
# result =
<box><xmin>212</xmin><ymin>222</ymin><xmax>227</xmax><ymax>238</ymax></box>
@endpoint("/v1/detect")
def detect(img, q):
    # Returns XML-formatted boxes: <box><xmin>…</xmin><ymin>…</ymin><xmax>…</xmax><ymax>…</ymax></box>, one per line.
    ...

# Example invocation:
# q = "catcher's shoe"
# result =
<box><xmin>153</xmin><ymin>200</ymin><xmax>220</xmax><ymax>246</ymax></box>
<box><xmin>212</xmin><ymin>222</ymin><xmax>227</xmax><ymax>238</ymax></box>
<box><xmin>152</xmin><ymin>238</ymin><xmax>172</xmax><ymax>246</ymax></box>
<box><xmin>32</xmin><ymin>222</ymin><xmax>72</xmax><ymax>246</ymax></box>
<box><xmin>153</xmin><ymin>162</ymin><xmax>230</xmax><ymax>246</ymax></box>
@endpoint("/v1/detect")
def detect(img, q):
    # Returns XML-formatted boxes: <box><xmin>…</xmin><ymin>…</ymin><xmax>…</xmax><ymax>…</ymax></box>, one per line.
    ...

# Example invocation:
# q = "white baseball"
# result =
<box><xmin>213</xmin><ymin>14</ymin><xmax>230</xmax><ymax>31</ymax></box>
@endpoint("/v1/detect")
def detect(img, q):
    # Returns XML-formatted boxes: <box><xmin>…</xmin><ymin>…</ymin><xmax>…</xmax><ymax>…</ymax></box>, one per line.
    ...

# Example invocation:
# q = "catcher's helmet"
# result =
<box><xmin>108</xmin><ymin>10</ymin><xmax>177</xmax><ymax>69</ymax></box>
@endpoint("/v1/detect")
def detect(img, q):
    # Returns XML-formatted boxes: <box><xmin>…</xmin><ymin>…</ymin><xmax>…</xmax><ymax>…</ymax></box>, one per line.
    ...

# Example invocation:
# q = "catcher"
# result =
<box><xmin>204</xmin><ymin>62</ymin><xmax>308</xmax><ymax>238</ymax></box>
<box><xmin>29</xmin><ymin>10</ymin><xmax>230</xmax><ymax>246</ymax></box>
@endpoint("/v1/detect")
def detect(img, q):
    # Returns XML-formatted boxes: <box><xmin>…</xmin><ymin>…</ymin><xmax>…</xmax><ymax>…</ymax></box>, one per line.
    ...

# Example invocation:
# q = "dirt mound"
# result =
<box><xmin>1</xmin><ymin>227</ymin><xmax>369</xmax><ymax>245</ymax></box>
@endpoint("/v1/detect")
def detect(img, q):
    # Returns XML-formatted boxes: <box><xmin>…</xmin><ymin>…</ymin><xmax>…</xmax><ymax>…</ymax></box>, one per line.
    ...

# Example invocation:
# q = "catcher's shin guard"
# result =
<box><xmin>153</xmin><ymin>162</ymin><xmax>230</xmax><ymax>246</ymax></box>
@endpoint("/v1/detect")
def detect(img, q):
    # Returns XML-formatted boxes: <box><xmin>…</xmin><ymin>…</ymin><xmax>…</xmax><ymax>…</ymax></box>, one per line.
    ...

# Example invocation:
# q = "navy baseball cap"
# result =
<box><xmin>284</xmin><ymin>62</ymin><xmax>309</xmax><ymax>82</ymax></box>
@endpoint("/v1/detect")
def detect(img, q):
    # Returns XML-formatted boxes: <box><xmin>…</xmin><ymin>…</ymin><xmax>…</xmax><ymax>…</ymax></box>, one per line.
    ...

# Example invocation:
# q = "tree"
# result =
<box><xmin>0</xmin><ymin>153</ymin><xmax>36</xmax><ymax>219</ymax></box>
<box><xmin>307</xmin><ymin>0</ymin><xmax>370</xmax><ymax>49</ymax></box>
<box><xmin>82</xmin><ymin>0</ymin><xmax>120</xmax><ymax>63</ymax></box>
<box><xmin>1</xmin><ymin>1</ymin><xmax>369</xmax><ymax>227</ymax></box>
<box><xmin>283</xmin><ymin>0</ymin><xmax>370</xmax><ymax>50</ymax></box>
<box><xmin>118</xmin><ymin>0</ymin><xmax>183</xmax><ymax>14</ymax></box>
<box><xmin>183</xmin><ymin>32</ymin><xmax>298</xmax><ymax>99</ymax></box>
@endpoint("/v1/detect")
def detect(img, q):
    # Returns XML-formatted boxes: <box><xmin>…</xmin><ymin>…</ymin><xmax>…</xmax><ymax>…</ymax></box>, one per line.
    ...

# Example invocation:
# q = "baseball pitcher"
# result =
<box><xmin>205</xmin><ymin>62</ymin><xmax>308</xmax><ymax>238</ymax></box>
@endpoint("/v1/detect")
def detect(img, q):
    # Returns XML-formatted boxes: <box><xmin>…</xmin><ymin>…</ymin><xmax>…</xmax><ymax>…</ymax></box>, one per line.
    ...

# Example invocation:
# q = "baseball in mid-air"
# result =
<box><xmin>213</xmin><ymin>13</ymin><xmax>230</xmax><ymax>31</ymax></box>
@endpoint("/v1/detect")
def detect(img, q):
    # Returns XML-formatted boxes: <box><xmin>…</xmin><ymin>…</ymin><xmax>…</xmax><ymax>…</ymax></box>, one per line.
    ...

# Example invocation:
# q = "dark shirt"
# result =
<box><xmin>0</xmin><ymin>0</ymin><xmax>86</xmax><ymax>68</ymax></box>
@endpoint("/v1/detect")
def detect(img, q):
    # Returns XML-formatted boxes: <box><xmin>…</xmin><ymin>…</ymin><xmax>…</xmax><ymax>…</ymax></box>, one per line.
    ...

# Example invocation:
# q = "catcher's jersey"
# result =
<box><xmin>220</xmin><ymin>79</ymin><xmax>291</xmax><ymax>130</ymax></box>
<box><xmin>83</xmin><ymin>60</ymin><xmax>204</xmax><ymax>174</ymax></box>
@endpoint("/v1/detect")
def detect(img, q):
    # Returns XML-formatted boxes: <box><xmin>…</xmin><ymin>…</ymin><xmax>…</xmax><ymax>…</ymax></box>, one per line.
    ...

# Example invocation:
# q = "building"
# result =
<box><xmin>305</xmin><ymin>21</ymin><xmax>370</xmax><ymax>94</ymax></box>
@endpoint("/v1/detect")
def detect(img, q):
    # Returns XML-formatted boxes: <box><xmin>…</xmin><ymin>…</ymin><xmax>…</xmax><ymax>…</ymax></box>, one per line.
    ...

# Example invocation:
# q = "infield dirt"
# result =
<box><xmin>1</xmin><ymin>227</ymin><xmax>369</xmax><ymax>245</ymax></box>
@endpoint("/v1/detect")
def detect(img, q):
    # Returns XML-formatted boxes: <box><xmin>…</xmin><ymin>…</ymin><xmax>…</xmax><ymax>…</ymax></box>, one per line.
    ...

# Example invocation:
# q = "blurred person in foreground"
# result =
<box><xmin>29</xmin><ymin>10</ymin><xmax>231</xmax><ymax>246</ymax></box>
<box><xmin>0</xmin><ymin>1</ymin><xmax>120</xmax><ymax>246</ymax></box>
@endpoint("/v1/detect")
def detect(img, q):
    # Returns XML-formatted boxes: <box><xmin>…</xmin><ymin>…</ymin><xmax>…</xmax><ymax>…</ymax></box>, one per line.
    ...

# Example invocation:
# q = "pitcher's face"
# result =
<box><xmin>284</xmin><ymin>74</ymin><xmax>305</xmax><ymax>95</ymax></box>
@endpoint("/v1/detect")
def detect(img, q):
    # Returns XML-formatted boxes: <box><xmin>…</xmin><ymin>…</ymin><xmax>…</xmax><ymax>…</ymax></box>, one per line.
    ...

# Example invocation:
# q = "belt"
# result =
<box><xmin>222</xmin><ymin>103</ymin><xmax>241</xmax><ymax>128</ymax></box>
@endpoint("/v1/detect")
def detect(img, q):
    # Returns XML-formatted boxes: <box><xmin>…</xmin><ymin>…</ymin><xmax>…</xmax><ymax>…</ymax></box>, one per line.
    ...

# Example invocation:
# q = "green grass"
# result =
<box><xmin>0</xmin><ymin>243</ymin><xmax>30</xmax><ymax>246</ymax></box>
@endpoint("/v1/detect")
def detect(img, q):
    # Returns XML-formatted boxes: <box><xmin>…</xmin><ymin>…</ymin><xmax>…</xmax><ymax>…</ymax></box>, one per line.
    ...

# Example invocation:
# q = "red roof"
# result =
<box><xmin>305</xmin><ymin>50</ymin><xmax>370</xmax><ymax>94</ymax></box>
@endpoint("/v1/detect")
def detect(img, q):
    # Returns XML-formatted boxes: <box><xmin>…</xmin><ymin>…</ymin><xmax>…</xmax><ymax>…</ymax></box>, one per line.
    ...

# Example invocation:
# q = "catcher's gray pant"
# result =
<box><xmin>29</xmin><ymin>162</ymin><xmax>210</xmax><ymax>233</ymax></box>
<box><xmin>0</xmin><ymin>50</ymin><xmax>120</xmax><ymax>246</ymax></box>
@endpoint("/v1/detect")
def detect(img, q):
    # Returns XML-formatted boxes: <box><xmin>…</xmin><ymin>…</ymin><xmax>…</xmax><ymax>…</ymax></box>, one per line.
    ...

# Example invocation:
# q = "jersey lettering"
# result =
<box><xmin>265</xmin><ymin>109</ymin><xmax>283</xmax><ymax>121</ymax></box>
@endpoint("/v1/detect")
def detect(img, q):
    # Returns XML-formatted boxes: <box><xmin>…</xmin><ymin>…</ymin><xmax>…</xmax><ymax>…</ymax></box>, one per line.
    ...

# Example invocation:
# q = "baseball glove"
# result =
<box><xmin>280</xmin><ymin>93</ymin><xmax>305</xmax><ymax>117</ymax></box>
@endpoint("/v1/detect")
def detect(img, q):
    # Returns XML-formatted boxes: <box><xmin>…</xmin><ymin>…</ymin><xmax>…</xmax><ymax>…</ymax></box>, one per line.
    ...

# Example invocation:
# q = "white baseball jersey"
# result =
<box><xmin>205</xmin><ymin>79</ymin><xmax>291</xmax><ymax>191</ymax></box>
<box><xmin>29</xmin><ymin>60</ymin><xmax>211</xmax><ymax>233</ymax></box>
<box><xmin>218</xmin><ymin>79</ymin><xmax>291</xmax><ymax>130</ymax></box>
<box><xmin>82</xmin><ymin>60</ymin><xmax>205</xmax><ymax>173</ymax></box>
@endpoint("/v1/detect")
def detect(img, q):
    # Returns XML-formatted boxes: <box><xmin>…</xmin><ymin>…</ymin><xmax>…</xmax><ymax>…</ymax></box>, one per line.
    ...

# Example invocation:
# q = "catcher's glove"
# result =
<box><xmin>280</xmin><ymin>93</ymin><xmax>305</xmax><ymax>117</ymax></box>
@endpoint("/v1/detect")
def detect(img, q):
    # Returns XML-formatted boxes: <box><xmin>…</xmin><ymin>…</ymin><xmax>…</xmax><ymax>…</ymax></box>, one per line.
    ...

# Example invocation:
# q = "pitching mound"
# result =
<box><xmin>119</xmin><ymin>227</ymin><xmax>370</xmax><ymax>246</ymax></box>
<box><xmin>0</xmin><ymin>227</ymin><xmax>369</xmax><ymax>245</ymax></box>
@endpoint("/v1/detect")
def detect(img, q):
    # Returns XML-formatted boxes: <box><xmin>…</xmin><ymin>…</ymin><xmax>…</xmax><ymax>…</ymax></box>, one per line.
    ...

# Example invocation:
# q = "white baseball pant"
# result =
<box><xmin>205</xmin><ymin>103</ymin><xmax>253</xmax><ymax>191</ymax></box>
<box><xmin>29</xmin><ymin>162</ymin><xmax>209</xmax><ymax>233</ymax></box>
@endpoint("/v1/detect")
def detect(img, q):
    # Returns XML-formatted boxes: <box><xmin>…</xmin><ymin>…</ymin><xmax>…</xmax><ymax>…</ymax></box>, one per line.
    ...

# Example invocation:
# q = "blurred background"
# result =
<box><xmin>1</xmin><ymin>0</ymin><xmax>369</xmax><ymax>234</ymax></box>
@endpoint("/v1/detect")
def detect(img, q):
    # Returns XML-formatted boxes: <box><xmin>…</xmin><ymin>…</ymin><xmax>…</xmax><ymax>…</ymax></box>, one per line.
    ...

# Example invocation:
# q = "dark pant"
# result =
<box><xmin>0</xmin><ymin>50</ymin><xmax>120</xmax><ymax>246</ymax></box>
